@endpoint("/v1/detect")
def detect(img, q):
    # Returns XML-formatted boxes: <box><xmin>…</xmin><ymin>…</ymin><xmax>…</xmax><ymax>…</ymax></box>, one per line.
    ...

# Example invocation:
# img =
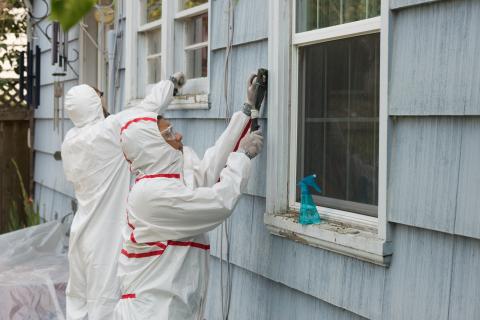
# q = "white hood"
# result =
<box><xmin>65</xmin><ymin>84</ymin><xmax>104</xmax><ymax>128</ymax></box>
<box><xmin>120</xmin><ymin>111</ymin><xmax>183</xmax><ymax>177</ymax></box>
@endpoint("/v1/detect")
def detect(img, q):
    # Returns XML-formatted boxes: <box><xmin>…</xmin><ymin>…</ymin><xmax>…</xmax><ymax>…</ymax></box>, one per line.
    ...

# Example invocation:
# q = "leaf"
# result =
<box><xmin>49</xmin><ymin>0</ymin><xmax>96</xmax><ymax>32</ymax></box>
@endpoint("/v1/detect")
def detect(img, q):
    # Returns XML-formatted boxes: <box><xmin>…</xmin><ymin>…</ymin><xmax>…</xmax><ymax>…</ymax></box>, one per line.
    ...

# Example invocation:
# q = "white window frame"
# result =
<box><xmin>79</xmin><ymin>10</ymin><xmax>115</xmax><ymax>110</ymax></box>
<box><xmin>265</xmin><ymin>0</ymin><xmax>392</xmax><ymax>266</ymax></box>
<box><xmin>124</xmin><ymin>0</ymin><xmax>210</xmax><ymax>109</ymax></box>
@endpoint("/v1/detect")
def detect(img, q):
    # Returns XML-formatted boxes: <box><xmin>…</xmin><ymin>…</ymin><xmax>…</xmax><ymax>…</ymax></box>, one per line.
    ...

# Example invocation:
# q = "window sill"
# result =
<box><xmin>264</xmin><ymin>212</ymin><xmax>392</xmax><ymax>267</ymax></box>
<box><xmin>168</xmin><ymin>94</ymin><xmax>209</xmax><ymax>110</ymax></box>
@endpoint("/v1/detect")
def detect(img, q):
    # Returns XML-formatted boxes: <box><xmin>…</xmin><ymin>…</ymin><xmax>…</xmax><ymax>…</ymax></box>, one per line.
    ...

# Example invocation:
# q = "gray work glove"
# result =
<box><xmin>238</xmin><ymin>130</ymin><xmax>263</xmax><ymax>159</ymax></box>
<box><xmin>169</xmin><ymin>72</ymin><xmax>186</xmax><ymax>95</ymax></box>
<box><xmin>242</xmin><ymin>73</ymin><xmax>258</xmax><ymax>116</ymax></box>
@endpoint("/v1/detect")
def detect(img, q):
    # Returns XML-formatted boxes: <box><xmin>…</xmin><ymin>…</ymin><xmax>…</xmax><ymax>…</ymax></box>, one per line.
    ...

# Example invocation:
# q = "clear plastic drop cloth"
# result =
<box><xmin>0</xmin><ymin>221</ymin><xmax>68</xmax><ymax>320</ymax></box>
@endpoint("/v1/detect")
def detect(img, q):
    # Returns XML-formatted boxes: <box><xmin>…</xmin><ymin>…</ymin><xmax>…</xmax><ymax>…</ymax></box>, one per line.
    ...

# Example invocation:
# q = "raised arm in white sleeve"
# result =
<box><xmin>130</xmin><ymin>152</ymin><xmax>250</xmax><ymax>241</ymax></box>
<box><xmin>133</xmin><ymin>80</ymin><xmax>174</xmax><ymax>114</ymax></box>
<box><xmin>183</xmin><ymin>111</ymin><xmax>250</xmax><ymax>189</ymax></box>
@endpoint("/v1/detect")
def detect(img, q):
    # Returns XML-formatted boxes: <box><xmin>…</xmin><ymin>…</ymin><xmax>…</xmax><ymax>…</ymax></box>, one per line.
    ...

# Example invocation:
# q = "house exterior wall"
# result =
<box><xmin>31</xmin><ymin>0</ymin><xmax>78</xmax><ymax>220</ymax></box>
<box><xmin>30</xmin><ymin>0</ymin><xmax>480</xmax><ymax>319</ymax></box>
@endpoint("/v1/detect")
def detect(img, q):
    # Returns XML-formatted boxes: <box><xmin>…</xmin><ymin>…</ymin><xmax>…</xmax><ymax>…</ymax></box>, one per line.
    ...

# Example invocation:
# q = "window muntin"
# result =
<box><xmin>296</xmin><ymin>0</ymin><xmax>380</xmax><ymax>33</ymax></box>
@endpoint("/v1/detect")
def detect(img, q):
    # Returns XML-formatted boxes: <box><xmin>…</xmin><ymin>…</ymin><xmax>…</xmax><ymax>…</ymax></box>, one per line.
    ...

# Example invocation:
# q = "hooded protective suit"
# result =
<box><xmin>62</xmin><ymin>81</ymin><xmax>174</xmax><ymax>319</ymax></box>
<box><xmin>113</xmin><ymin>110</ymin><xmax>252</xmax><ymax>319</ymax></box>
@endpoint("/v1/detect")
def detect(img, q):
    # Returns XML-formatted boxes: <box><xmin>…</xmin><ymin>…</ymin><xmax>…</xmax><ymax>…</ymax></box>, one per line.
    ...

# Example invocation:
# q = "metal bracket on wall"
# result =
<box><xmin>19</xmin><ymin>43</ymin><xmax>41</xmax><ymax>109</ymax></box>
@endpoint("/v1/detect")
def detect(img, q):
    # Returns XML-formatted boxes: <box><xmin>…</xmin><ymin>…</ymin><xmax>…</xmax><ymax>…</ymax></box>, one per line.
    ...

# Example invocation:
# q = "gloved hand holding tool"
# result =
<box><xmin>169</xmin><ymin>71</ymin><xmax>186</xmax><ymax>96</ymax></box>
<box><xmin>238</xmin><ymin>130</ymin><xmax>263</xmax><ymax>159</ymax></box>
<box><xmin>245</xmin><ymin>68</ymin><xmax>268</xmax><ymax>132</ymax></box>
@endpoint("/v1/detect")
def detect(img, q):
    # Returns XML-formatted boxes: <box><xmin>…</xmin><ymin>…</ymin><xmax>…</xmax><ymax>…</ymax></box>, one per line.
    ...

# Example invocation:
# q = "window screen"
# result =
<box><xmin>296</xmin><ymin>33</ymin><xmax>380</xmax><ymax>216</ymax></box>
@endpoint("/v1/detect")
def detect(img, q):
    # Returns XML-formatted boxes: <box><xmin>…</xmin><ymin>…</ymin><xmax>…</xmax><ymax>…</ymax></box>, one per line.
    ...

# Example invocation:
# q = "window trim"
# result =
<box><xmin>124</xmin><ymin>0</ymin><xmax>210</xmax><ymax>109</ymax></box>
<box><xmin>265</xmin><ymin>0</ymin><xmax>392</xmax><ymax>266</ymax></box>
<box><xmin>292</xmin><ymin>16</ymin><xmax>381</xmax><ymax>46</ymax></box>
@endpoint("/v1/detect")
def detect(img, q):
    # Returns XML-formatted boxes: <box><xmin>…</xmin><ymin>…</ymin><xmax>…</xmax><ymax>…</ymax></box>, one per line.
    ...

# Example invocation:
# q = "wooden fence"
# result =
<box><xmin>0</xmin><ymin>79</ymin><xmax>33</xmax><ymax>233</ymax></box>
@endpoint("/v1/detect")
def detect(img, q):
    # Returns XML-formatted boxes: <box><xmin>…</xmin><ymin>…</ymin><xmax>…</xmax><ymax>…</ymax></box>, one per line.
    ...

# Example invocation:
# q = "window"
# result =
<box><xmin>297</xmin><ymin>34</ymin><xmax>380</xmax><ymax>216</ymax></box>
<box><xmin>290</xmin><ymin>1</ymin><xmax>381</xmax><ymax>218</ymax></box>
<box><xmin>173</xmin><ymin>0</ymin><xmax>209</xmax><ymax>97</ymax></box>
<box><xmin>265</xmin><ymin>0</ymin><xmax>391</xmax><ymax>266</ymax></box>
<box><xmin>137</xmin><ymin>0</ymin><xmax>163</xmax><ymax>97</ymax></box>
<box><xmin>133</xmin><ymin>0</ymin><xmax>209</xmax><ymax>103</ymax></box>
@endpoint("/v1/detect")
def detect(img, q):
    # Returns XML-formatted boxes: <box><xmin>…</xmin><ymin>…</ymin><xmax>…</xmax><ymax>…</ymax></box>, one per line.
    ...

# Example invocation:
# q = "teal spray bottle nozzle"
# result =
<box><xmin>298</xmin><ymin>174</ymin><xmax>321</xmax><ymax>225</ymax></box>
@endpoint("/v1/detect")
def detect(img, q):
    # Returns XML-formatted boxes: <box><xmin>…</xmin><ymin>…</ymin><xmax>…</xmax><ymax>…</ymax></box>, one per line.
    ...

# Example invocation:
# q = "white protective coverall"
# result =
<box><xmin>61</xmin><ymin>80</ymin><xmax>174</xmax><ymax>319</ymax></box>
<box><xmin>114</xmin><ymin>110</ymin><xmax>252</xmax><ymax>319</ymax></box>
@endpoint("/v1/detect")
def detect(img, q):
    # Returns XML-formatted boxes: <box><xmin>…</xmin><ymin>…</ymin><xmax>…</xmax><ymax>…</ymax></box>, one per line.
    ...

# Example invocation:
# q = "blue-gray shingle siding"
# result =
<box><xmin>30</xmin><ymin>0</ymin><xmax>480</xmax><ymax>319</ymax></box>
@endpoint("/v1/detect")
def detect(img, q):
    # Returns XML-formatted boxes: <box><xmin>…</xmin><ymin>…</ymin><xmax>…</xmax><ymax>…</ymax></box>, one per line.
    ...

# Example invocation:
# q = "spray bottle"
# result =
<box><xmin>298</xmin><ymin>174</ymin><xmax>322</xmax><ymax>225</ymax></box>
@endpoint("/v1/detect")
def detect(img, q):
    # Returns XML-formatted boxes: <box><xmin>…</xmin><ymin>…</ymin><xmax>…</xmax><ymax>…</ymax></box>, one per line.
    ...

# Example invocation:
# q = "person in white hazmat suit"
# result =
<box><xmin>114</xmin><ymin>75</ymin><xmax>264</xmax><ymax>319</ymax></box>
<box><xmin>61</xmin><ymin>73</ymin><xmax>185</xmax><ymax>319</ymax></box>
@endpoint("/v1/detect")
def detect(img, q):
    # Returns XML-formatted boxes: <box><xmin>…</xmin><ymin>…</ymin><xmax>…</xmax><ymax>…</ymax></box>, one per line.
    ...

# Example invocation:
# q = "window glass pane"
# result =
<box><xmin>186</xmin><ymin>13</ymin><xmax>208</xmax><ymax>45</ymax></box>
<box><xmin>146</xmin><ymin>0</ymin><xmax>162</xmax><ymax>23</ymax></box>
<box><xmin>147</xmin><ymin>56</ymin><xmax>162</xmax><ymax>83</ymax></box>
<box><xmin>147</xmin><ymin>29</ymin><xmax>161</xmax><ymax>55</ymax></box>
<box><xmin>186</xmin><ymin>46</ymin><xmax>208</xmax><ymax>78</ymax></box>
<box><xmin>296</xmin><ymin>0</ymin><xmax>380</xmax><ymax>33</ymax></box>
<box><xmin>368</xmin><ymin>0</ymin><xmax>381</xmax><ymax>18</ymax></box>
<box><xmin>297</xmin><ymin>33</ymin><xmax>380</xmax><ymax>215</ymax></box>
<box><xmin>145</xmin><ymin>29</ymin><xmax>161</xmax><ymax>84</ymax></box>
<box><xmin>182</xmin><ymin>0</ymin><xmax>208</xmax><ymax>10</ymax></box>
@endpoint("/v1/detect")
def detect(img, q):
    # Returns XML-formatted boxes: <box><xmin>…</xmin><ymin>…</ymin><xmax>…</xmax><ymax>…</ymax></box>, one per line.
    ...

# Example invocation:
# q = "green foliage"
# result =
<box><xmin>146</xmin><ymin>0</ymin><xmax>162</xmax><ymax>22</ymax></box>
<box><xmin>0</xmin><ymin>0</ymin><xmax>27</xmax><ymax>76</ymax></box>
<box><xmin>6</xmin><ymin>159</ymin><xmax>42</xmax><ymax>233</ymax></box>
<box><xmin>50</xmin><ymin>0</ymin><xmax>96</xmax><ymax>32</ymax></box>
<box><xmin>183</xmin><ymin>0</ymin><xmax>208</xmax><ymax>9</ymax></box>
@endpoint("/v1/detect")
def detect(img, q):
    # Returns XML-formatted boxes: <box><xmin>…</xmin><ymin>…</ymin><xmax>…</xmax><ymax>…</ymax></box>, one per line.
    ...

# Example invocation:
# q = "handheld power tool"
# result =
<box><xmin>251</xmin><ymin>68</ymin><xmax>268</xmax><ymax>132</ymax></box>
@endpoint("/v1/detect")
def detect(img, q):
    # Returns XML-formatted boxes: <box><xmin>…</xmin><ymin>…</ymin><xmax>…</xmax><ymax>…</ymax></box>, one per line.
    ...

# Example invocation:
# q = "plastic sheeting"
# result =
<box><xmin>0</xmin><ymin>221</ymin><xmax>68</xmax><ymax>320</ymax></box>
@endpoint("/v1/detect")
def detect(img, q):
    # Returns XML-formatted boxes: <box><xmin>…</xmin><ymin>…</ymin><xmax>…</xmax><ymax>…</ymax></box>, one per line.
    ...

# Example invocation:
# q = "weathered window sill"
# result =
<box><xmin>168</xmin><ymin>94</ymin><xmax>209</xmax><ymax>110</ymax></box>
<box><xmin>264</xmin><ymin>212</ymin><xmax>392</xmax><ymax>267</ymax></box>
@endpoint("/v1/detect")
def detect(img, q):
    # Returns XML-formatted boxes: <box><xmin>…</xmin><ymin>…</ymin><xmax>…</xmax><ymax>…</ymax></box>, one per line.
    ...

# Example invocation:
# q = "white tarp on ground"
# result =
<box><xmin>0</xmin><ymin>221</ymin><xmax>68</xmax><ymax>320</ymax></box>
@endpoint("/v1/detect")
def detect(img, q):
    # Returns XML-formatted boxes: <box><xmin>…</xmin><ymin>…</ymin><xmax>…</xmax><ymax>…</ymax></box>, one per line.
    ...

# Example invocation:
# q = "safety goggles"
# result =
<box><xmin>160</xmin><ymin>125</ymin><xmax>177</xmax><ymax>141</ymax></box>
